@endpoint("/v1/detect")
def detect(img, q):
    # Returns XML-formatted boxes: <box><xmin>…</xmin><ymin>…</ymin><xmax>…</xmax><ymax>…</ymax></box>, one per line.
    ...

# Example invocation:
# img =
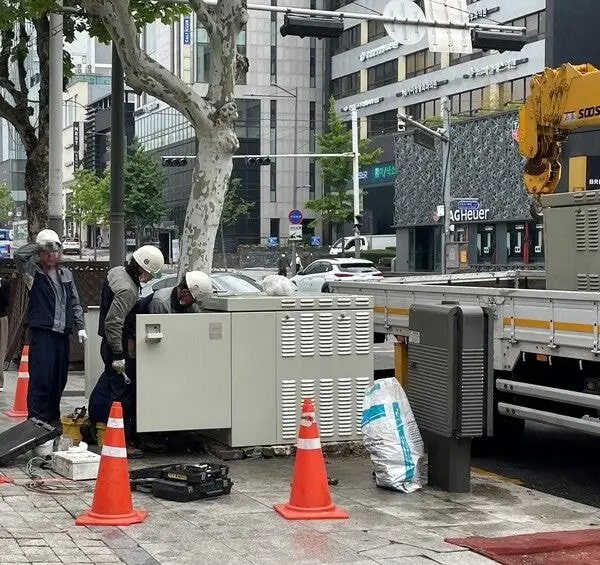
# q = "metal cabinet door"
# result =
<box><xmin>135</xmin><ymin>313</ymin><xmax>231</xmax><ymax>433</ymax></box>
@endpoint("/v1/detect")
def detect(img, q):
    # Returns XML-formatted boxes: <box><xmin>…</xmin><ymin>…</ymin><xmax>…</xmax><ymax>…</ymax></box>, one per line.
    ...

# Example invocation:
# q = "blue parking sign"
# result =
<box><xmin>267</xmin><ymin>236</ymin><xmax>278</xmax><ymax>248</ymax></box>
<box><xmin>310</xmin><ymin>236</ymin><xmax>321</xmax><ymax>246</ymax></box>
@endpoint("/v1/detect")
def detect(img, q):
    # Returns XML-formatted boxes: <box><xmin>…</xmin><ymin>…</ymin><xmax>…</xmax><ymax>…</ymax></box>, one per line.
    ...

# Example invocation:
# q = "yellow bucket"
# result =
<box><xmin>61</xmin><ymin>416</ymin><xmax>84</xmax><ymax>443</ymax></box>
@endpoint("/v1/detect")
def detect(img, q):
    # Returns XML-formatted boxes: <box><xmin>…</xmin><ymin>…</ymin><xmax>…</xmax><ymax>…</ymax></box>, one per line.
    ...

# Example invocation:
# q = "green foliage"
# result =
<box><xmin>0</xmin><ymin>183</ymin><xmax>13</xmax><ymax>225</ymax></box>
<box><xmin>317</xmin><ymin>96</ymin><xmax>383</xmax><ymax>191</ymax></box>
<box><xmin>221</xmin><ymin>177</ymin><xmax>254</xmax><ymax>227</ymax></box>
<box><xmin>305</xmin><ymin>191</ymin><xmax>353</xmax><ymax>228</ymax></box>
<box><xmin>123</xmin><ymin>138</ymin><xmax>168</xmax><ymax>234</ymax></box>
<box><xmin>69</xmin><ymin>168</ymin><xmax>109</xmax><ymax>227</ymax></box>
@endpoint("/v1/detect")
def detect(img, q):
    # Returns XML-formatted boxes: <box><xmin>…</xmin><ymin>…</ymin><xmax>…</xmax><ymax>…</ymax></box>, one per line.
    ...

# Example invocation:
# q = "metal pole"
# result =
<box><xmin>48</xmin><ymin>3</ymin><xmax>64</xmax><ymax>236</ymax></box>
<box><xmin>351</xmin><ymin>107</ymin><xmax>360</xmax><ymax>259</ymax></box>
<box><xmin>441</xmin><ymin>96</ymin><xmax>451</xmax><ymax>275</ymax></box>
<box><xmin>109</xmin><ymin>45</ymin><xmax>126</xmax><ymax>268</ymax></box>
<box><xmin>290</xmin><ymin>87</ymin><xmax>299</xmax><ymax>277</ymax></box>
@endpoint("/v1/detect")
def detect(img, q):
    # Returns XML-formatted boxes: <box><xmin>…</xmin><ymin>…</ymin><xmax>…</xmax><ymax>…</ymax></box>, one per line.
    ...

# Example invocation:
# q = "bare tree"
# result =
<box><xmin>79</xmin><ymin>0</ymin><xmax>249</xmax><ymax>274</ymax></box>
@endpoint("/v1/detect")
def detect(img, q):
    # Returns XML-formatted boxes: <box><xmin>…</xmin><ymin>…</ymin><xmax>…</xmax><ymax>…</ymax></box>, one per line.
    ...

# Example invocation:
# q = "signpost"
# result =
<box><xmin>288</xmin><ymin>209</ymin><xmax>303</xmax><ymax>225</ymax></box>
<box><xmin>289</xmin><ymin>225</ymin><xmax>303</xmax><ymax>241</ymax></box>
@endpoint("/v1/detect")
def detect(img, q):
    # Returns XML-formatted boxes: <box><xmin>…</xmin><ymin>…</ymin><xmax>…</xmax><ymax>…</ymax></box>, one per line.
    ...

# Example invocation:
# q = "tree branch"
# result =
<box><xmin>189</xmin><ymin>0</ymin><xmax>216</xmax><ymax>34</ymax></box>
<box><xmin>79</xmin><ymin>0</ymin><xmax>215</xmax><ymax>135</ymax></box>
<box><xmin>33</xmin><ymin>16</ymin><xmax>50</xmax><ymax>150</ymax></box>
<box><xmin>16</xmin><ymin>24</ymin><xmax>29</xmax><ymax>107</ymax></box>
<box><xmin>0</xmin><ymin>29</ymin><xmax>24</xmax><ymax>107</ymax></box>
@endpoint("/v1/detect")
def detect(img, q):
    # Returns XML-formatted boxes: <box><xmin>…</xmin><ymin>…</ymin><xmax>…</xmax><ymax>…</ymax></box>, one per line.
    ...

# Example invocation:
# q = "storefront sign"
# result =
<box><xmin>72</xmin><ymin>122</ymin><xmax>80</xmax><ymax>169</ymax></box>
<box><xmin>450</xmin><ymin>208</ymin><xmax>490</xmax><ymax>222</ymax></box>
<box><xmin>587</xmin><ymin>155</ymin><xmax>600</xmax><ymax>187</ymax></box>
<box><xmin>341</xmin><ymin>97</ymin><xmax>383</xmax><ymax>112</ymax></box>
<box><xmin>397</xmin><ymin>80</ymin><xmax>441</xmax><ymax>98</ymax></box>
<box><xmin>183</xmin><ymin>17</ymin><xmax>191</xmax><ymax>45</ymax></box>
<box><xmin>359</xmin><ymin>41</ymin><xmax>400</xmax><ymax>62</ymax></box>
<box><xmin>463</xmin><ymin>58</ymin><xmax>527</xmax><ymax>79</ymax></box>
<box><xmin>359</xmin><ymin>162</ymin><xmax>396</xmax><ymax>184</ymax></box>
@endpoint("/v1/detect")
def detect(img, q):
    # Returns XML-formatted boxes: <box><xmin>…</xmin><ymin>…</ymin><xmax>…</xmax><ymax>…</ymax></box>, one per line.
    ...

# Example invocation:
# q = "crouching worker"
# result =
<box><xmin>14</xmin><ymin>229</ymin><xmax>87</xmax><ymax>429</ymax></box>
<box><xmin>147</xmin><ymin>270</ymin><xmax>213</xmax><ymax>314</ymax></box>
<box><xmin>87</xmin><ymin>245</ymin><xmax>164</xmax><ymax>458</ymax></box>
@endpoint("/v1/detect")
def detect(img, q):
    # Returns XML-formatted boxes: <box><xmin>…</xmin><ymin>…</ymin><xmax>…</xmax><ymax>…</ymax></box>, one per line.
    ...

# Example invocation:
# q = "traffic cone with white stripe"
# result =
<box><xmin>76</xmin><ymin>402</ymin><xmax>147</xmax><ymax>526</ymax></box>
<box><xmin>274</xmin><ymin>398</ymin><xmax>349</xmax><ymax>520</ymax></box>
<box><xmin>5</xmin><ymin>346</ymin><xmax>30</xmax><ymax>418</ymax></box>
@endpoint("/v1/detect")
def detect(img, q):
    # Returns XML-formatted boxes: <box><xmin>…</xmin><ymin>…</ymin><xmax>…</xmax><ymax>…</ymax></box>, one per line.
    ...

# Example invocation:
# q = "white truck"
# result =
<box><xmin>329</xmin><ymin>234</ymin><xmax>395</xmax><ymax>256</ymax></box>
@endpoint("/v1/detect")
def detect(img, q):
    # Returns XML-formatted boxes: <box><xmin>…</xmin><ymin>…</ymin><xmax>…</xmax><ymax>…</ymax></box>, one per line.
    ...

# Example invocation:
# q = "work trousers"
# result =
<box><xmin>88</xmin><ymin>338</ymin><xmax>137</xmax><ymax>443</ymax></box>
<box><xmin>27</xmin><ymin>327</ymin><xmax>70</xmax><ymax>425</ymax></box>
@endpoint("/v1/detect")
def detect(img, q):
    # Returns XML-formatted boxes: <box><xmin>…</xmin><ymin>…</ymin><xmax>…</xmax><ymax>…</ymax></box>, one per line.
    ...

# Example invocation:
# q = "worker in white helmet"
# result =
<box><xmin>88</xmin><ymin>244</ymin><xmax>164</xmax><ymax>457</ymax></box>
<box><xmin>147</xmin><ymin>270</ymin><xmax>213</xmax><ymax>314</ymax></box>
<box><xmin>13</xmin><ymin>229</ymin><xmax>87</xmax><ymax>429</ymax></box>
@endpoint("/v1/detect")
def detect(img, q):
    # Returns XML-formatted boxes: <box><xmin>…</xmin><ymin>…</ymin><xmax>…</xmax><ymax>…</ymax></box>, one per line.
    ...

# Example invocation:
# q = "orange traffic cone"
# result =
<box><xmin>274</xmin><ymin>398</ymin><xmax>349</xmax><ymax>520</ymax></box>
<box><xmin>5</xmin><ymin>346</ymin><xmax>30</xmax><ymax>418</ymax></box>
<box><xmin>76</xmin><ymin>402</ymin><xmax>147</xmax><ymax>526</ymax></box>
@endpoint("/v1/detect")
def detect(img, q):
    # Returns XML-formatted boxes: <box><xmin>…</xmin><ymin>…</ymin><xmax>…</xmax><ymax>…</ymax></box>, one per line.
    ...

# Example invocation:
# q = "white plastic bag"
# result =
<box><xmin>261</xmin><ymin>274</ymin><xmax>297</xmax><ymax>296</ymax></box>
<box><xmin>361</xmin><ymin>377</ymin><xmax>424</xmax><ymax>493</ymax></box>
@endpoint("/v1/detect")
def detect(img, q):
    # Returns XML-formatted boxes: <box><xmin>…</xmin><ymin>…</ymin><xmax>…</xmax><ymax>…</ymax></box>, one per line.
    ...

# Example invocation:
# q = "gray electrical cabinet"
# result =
<box><xmin>543</xmin><ymin>191</ymin><xmax>600</xmax><ymax>291</ymax></box>
<box><xmin>407</xmin><ymin>303</ymin><xmax>489</xmax><ymax>492</ymax></box>
<box><xmin>134</xmin><ymin>294</ymin><xmax>374</xmax><ymax>447</ymax></box>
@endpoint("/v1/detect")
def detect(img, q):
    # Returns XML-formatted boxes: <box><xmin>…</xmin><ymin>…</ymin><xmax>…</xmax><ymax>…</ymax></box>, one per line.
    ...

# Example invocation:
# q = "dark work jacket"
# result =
<box><xmin>0</xmin><ymin>277</ymin><xmax>11</xmax><ymax>318</ymax></box>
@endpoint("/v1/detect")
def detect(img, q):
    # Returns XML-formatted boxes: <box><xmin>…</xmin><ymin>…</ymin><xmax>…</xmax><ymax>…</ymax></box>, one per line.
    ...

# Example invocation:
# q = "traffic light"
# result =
<box><xmin>162</xmin><ymin>156</ymin><xmax>188</xmax><ymax>167</ymax></box>
<box><xmin>471</xmin><ymin>29</ymin><xmax>526</xmax><ymax>52</ymax></box>
<box><xmin>245</xmin><ymin>156</ymin><xmax>271</xmax><ymax>166</ymax></box>
<box><xmin>280</xmin><ymin>15</ymin><xmax>344</xmax><ymax>39</ymax></box>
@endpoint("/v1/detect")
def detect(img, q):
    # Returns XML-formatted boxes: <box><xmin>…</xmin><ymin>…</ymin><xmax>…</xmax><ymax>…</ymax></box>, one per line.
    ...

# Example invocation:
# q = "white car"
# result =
<box><xmin>61</xmin><ymin>238</ymin><xmax>81</xmax><ymax>255</ymax></box>
<box><xmin>290</xmin><ymin>258</ymin><xmax>383</xmax><ymax>293</ymax></box>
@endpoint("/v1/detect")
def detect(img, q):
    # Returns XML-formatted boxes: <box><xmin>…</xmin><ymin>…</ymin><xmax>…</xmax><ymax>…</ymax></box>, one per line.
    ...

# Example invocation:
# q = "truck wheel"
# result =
<box><xmin>373</xmin><ymin>332</ymin><xmax>386</xmax><ymax>343</ymax></box>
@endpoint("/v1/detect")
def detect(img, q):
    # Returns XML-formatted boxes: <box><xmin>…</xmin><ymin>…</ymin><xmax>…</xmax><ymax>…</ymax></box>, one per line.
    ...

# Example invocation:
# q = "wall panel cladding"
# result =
<box><xmin>394</xmin><ymin>111</ymin><xmax>534</xmax><ymax>227</ymax></box>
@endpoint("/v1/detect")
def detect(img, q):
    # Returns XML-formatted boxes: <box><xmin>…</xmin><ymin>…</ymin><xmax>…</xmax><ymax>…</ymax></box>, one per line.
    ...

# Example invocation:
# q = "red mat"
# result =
<box><xmin>446</xmin><ymin>529</ymin><xmax>600</xmax><ymax>565</ymax></box>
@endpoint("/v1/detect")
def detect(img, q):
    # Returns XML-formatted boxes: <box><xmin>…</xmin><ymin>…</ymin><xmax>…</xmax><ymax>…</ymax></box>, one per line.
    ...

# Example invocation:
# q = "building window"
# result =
<box><xmin>309</xmin><ymin>101</ymin><xmax>316</xmax><ymax>152</ymax></box>
<box><xmin>477</xmin><ymin>224</ymin><xmax>496</xmax><ymax>263</ymax></box>
<box><xmin>368</xmin><ymin>20</ymin><xmax>386</xmax><ymax>42</ymax></box>
<box><xmin>405</xmin><ymin>49</ymin><xmax>441</xmax><ymax>79</ymax></box>
<box><xmin>309</xmin><ymin>162</ymin><xmax>316</xmax><ymax>200</ymax></box>
<box><xmin>331</xmin><ymin>72</ymin><xmax>360</xmax><ymax>99</ymax></box>
<box><xmin>270</xmin><ymin>100</ymin><xmax>277</xmax><ymax>154</ymax></box>
<box><xmin>197</xmin><ymin>27</ymin><xmax>247</xmax><ymax>84</ymax></box>
<box><xmin>310</xmin><ymin>38</ymin><xmax>316</xmax><ymax>87</ymax></box>
<box><xmin>450</xmin><ymin>87</ymin><xmax>488</xmax><ymax>116</ymax></box>
<box><xmin>507</xmin><ymin>222</ymin><xmax>526</xmax><ymax>262</ymax></box>
<box><xmin>367</xmin><ymin>59</ymin><xmax>398</xmax><ymax>91</ymax></box>
<box><xmin>270</xmin><ymin>2</ymin><xmax>277</xmax><ymax>82</ymax></box>
<box><xmin>449</xmin><ymin>50</ymin><xmax>484</xmax><ymax>67</ymax></box>
<box><xmin>499</xmin><ymin>76</ymin><xmax>531</xmax><ymax>106</ymax></box>
<box><xmin>270</xmin><ymin>162</ymin><xmax>277</xmax><ymax>202</ymax></box>
<box><xmin>367</xmin><ymin>109</ymin><xmax>398</xmax><ymax>137</ymax></box>
<box><xmin>406</xmin><ymin>99</ymin><xmax>441</xmax><ymax>121</ymax></box>
<box><xmin>270</xmin><ymin>218</ymin><xmax>280</xmax><ymax>237</ymax></box>
<box><xmin>331</xmin><ymin>24</ymin><xmax>361</xmax><ymax>55</ymax></box>
<box><xmin>506</xmin><ymin>11</ymin><xmax>546</xmax><ymax>43</ymax></box>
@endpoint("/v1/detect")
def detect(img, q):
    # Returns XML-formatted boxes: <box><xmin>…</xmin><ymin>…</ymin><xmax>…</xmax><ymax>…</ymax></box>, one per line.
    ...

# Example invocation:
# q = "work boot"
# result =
<box><xmin>126</xmin><ymin>444</ymin><xmax>144</xmax><ymax>459</ymax></box>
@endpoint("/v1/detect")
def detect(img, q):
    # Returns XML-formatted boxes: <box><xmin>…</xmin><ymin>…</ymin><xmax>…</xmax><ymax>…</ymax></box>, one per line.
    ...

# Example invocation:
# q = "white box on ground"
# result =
<box><xmin>52</xmin><ymin>447</ymin><xmax>101</xmax><ymax>481</ymax></box>
<box><xmin>289</xmin><ymin>224</ymin><xmax>302</xmax><ymax>241</ymax></box>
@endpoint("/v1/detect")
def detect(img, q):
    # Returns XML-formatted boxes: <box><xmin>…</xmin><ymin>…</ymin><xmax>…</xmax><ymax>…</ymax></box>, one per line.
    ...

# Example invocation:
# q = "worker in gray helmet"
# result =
<box><xmin>88</xmin><ymin>244</ymin><xmax>164</xmax><ymax>457</ymax></box>
<box><xmin>14</xmin><ymin>229</ymin><xmax>86</xmax><ymax>429</ymax></box>
<box><xmin>147</xmin><ymin>270</ymin><xmax>213</xmax><ymax>314</ymax></box>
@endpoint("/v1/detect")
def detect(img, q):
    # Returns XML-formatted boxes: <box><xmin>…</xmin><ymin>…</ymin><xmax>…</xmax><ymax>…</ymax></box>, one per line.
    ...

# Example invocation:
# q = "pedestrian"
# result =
<box><xmin>277</xmin><ymin>253</ymin><xmax>288</xmax><ymax>277</ymax></box>
<box><xmin>147</xmin><ymin>270</ymin><xmax>213</xmax><ymax>314</ymax></box>
<box><xmin>293</xmin><ymin>253</ymin><xmax>303</xmax><ymax>272</ymax></box>
<box><xmin>0</xmin><ymin>275</ymin><xmax>11</xmax><ymax>393</ymax></box>
<box><xmin>14</xmin><ymin>229</ymin><xmax>87</xmax><ymax>428</ymax></box>
<box><xmin>87</xmin><ymin>244</ymin><xmax>164</xmax><ymax>458</ymax></box>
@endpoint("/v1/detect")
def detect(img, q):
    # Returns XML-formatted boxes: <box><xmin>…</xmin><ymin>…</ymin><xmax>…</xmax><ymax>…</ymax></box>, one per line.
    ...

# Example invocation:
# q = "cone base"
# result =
<box><xmin>4</xmin><ymin>409</ymin><xmax>27</xmax><ymax>418</ymax></box>
<box><xmin>273</xmin><ymin>502</ymin><xmax>349</xmax><ymax>520</ymax></box>
<box><xmin>0</xmin><ymin>476</ymin><xmax>12</xmax><ymax>484</ymax></box>
<box><xmin>75</xmin><ymin>509</ymin><xmax>147</xmax><ymax>527</ymax></box>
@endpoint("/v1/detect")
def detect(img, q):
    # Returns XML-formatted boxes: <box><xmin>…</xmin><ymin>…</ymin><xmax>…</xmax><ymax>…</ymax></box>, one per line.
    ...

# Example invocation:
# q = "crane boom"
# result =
<box><xmin>518</xmin><ymin>63</ymin><xmax>600</xmax><ymax>195</ymax></box>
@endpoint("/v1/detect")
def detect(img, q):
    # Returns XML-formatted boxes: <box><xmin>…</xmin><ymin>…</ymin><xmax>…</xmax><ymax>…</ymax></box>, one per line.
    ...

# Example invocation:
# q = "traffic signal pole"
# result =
<box><xmin>351</xmin><ymin>108</ymin><xmax>361</xmax><ymax>259</ymax></box>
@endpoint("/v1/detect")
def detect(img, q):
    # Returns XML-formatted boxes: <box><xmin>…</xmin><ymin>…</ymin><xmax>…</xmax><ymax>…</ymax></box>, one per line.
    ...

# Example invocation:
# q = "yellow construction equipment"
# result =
<box><xmin>518</xmin><ymin>63</ymin><xmax>600</xmax><ymax>195</ymax></box>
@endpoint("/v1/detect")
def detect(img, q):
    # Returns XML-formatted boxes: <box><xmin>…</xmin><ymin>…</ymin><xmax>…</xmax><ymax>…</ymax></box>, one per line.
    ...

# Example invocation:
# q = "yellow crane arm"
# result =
<box><xmin>518</xmin><ymin>63</ymin><xmax>600</xmax><ymax>195</ymax></box>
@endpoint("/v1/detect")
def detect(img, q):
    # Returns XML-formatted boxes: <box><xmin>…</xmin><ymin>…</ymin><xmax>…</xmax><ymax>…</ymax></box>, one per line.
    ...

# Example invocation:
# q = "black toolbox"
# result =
<box><xmin>130</xmin><ymin>463</ymin><xmax>233</xmax><ymax>502</ymax></box>
<box><xmin>0</xmin><ymin>419</ymin><xmax>61</xmax><ymax>466</ymax></box>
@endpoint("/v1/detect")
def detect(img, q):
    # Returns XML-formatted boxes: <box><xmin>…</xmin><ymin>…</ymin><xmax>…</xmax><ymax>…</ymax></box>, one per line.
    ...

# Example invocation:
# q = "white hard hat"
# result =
<box><xmin>132</xmin><ymin>245</ymin><xmax>164</xmax><ymax>276</ymax></box>
<box><xmin>185</xmin><ymin>270</ymin><xmax>213</xmax><ymax>301</ymax></box>
<box><xmin>36</xmin><ymin>229</ymin><xmax>61</xmax><ymax>249</ymax></box>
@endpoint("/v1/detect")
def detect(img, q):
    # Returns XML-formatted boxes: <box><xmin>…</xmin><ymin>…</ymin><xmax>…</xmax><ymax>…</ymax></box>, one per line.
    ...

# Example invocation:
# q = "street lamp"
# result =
<box><xmin>270</xmin><ymin>82</ymin><xmax>300</xmax><ymax>275</ymax></box>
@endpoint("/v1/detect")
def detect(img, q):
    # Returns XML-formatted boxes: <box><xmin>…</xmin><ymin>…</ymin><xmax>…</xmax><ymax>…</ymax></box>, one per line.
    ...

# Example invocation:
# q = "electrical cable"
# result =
<box><xmin>20</xmin><ymin>455</ymin><xmax>92</xmax><ymax>495</ymax></box>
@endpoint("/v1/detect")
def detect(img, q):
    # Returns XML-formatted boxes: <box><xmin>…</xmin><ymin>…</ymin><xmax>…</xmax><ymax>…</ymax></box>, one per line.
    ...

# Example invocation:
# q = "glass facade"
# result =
<box><xmin>196</xmin><ymin>27</ymin><xmax>247</xmax><ymax>85</ymax></box>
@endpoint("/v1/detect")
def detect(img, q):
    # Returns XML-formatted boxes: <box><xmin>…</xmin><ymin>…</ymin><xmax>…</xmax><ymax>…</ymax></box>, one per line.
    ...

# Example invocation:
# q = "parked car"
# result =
<box><xmin>140</xmin><ymin>271</ymin><xmax>263</xmax><ymax>298</ymax></box>
<box><xmin>290</xmin><ymin>258</ymin><xmax>383</xmax><ymax>293</ymax></box>
<box><xmin>61</xmin><ymin>238</ymin><xmax>81</xmax><ymax>255</ymax></box>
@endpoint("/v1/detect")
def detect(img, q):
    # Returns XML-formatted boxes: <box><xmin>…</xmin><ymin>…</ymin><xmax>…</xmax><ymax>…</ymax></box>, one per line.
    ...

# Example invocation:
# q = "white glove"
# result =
<box><xmin>112</xmin><ymin>359</ymin><xmax>126</xmax><ymax>374</ymax></box>
<box><xmin>77</xmin><ymin>329</ymin><xmax>88</xmax><ymax>343</ymax></box>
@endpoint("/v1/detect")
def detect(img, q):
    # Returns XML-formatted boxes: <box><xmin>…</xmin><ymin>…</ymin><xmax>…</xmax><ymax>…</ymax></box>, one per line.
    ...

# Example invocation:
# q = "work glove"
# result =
<box><xmin>112</xmin><ymin>359</ymin><xmax>126</xmax><ymax>374</ymax></box>
<box><xmin>77</xmin><ymin>329</ymin><xmax>88</xmax><ymax>343</ymax></box>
